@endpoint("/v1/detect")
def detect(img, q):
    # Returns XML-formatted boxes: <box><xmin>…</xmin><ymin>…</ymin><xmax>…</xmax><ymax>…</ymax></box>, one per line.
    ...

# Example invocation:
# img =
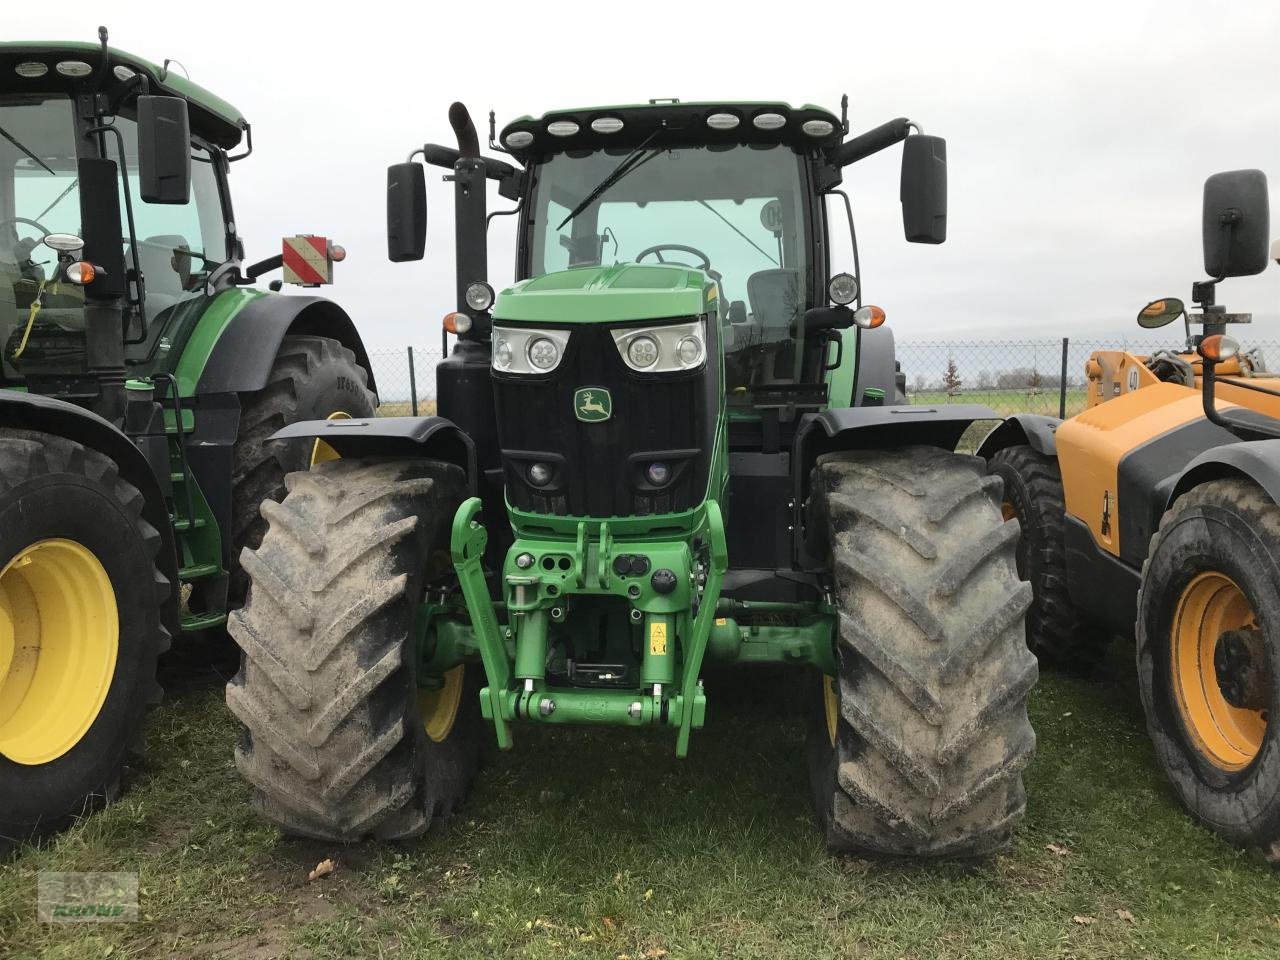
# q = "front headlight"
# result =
<box><xmin>491</xmin><ymin>326</ymin><xmax>570</xmax><ymax>374</ymax></box>
<box><xmin>611</xmin><ymin>319</ymin><xmax>706</xmax><ymax>373</ymax></box>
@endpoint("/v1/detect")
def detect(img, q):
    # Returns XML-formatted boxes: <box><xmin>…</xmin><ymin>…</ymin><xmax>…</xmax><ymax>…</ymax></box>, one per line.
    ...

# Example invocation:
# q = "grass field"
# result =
<box><xmin>2</xmin><ymin>642</ymin><xmax>1277</xmax><ymax>960</ymax></box>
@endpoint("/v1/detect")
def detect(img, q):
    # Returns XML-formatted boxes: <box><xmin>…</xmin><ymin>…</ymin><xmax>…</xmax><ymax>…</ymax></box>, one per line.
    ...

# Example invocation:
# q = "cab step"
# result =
<box><xmin>179</xmin><ymin>562</ymin><xmax>221</xmax><ymax>581</ymax></box>
<box><xmin>181</xmin><ymin>611</ymin><xmax>228</xmax><ymax>632</ymax></box>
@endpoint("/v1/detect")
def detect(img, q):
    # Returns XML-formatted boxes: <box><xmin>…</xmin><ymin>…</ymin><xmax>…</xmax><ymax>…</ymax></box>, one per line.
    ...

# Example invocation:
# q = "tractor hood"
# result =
<box><xmin>493</xmin><ymin>263</ymin><xmax>715</xmax><ymax>325</ymax></box>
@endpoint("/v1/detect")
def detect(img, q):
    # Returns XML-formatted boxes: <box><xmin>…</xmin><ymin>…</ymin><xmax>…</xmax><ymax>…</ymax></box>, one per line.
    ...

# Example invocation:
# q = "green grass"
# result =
<box><xmin>3</xmin><ymin>646</ymin><xmax>1278</xmax><ymax>960</ymax></box>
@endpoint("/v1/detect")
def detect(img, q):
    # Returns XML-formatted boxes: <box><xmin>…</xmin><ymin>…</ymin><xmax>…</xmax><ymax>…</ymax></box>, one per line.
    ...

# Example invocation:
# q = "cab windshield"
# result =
<box><xmin>528</xmin><ymin>143</ymin><xmax>811</xmax><ymax>391</ymax></box>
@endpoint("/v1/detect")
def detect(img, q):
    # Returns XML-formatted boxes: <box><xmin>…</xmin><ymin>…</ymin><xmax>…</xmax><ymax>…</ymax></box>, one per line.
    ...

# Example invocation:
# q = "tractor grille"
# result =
<box><xmin>493</xmin><ymin>321</ymin><xmax>716</xmax><ymax>518</ymax></box>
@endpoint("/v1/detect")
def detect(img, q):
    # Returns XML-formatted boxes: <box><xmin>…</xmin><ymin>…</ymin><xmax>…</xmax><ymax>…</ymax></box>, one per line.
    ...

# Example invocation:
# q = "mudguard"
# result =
<box><xmin>196</xmin><ymin>294</ymin><xmax>377</xmax><ymax>395</ymax></box>
<box><xmin>269</xmin><ymin>415</ymin><xmax>477</xmax><ymax>492</ymax></box>
<box><xmin>792</xmin><ymin>403</ymin><xmax>1002</xmax><ymax>567</ymax></box>
<box><xmin>0</xmin><ymin>391</ymin><xmax>181</xmax><ymax>635</ymax></box>
<box><xmin>975</xmin><ymin>413</ymin><xmax>1061</xmax><ymax>460</ymax></box>
<box><xmin>1168</xmin><ymin>438</ymin><xmax>1280</xmax><ymax>509</ymax></box>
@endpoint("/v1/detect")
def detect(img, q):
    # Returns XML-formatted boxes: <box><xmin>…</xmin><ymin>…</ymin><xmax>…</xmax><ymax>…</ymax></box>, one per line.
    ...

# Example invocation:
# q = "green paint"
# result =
<box><xmin>494</xmin><ymin>264</ymin><xmax>714</xmax><ymax>324</ymax></box>
<box><xmin>573</xmin><ymin>386</ymin><xmax>612</xmax><ymax>422</ymax></box>
<box><xmin>823</xmin><ymin>328</ymin><xmax>859</xmax><ymax>408</ymax></box>
<box><xmin>171</xmin><ymin>288</ymin><xmax>265</xmax><ymax>396</ymax></box>
<box><xmin>1</xmin><ymin>41</ymin><xmax>246</xmax><ymax>143</ymax></box>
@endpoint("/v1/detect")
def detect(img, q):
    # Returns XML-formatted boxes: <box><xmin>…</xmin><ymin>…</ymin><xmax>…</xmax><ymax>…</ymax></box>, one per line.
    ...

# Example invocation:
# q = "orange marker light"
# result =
<box><xmin>853</xmin><ymin>305</ymin><xmax>886</xmax><ymax>329</ymax></box>
<box><xmin>443</xmin><ymin>311</ymin><xmax>473</xmax><ymax>335</ymax></box>
<box><xmin>65</xmin><ymin>261</ymin><xmax>95</xmax><ymax>285</ymax></box>
<box><xmin>1198</xmin><ymin>334</ymin><xmax>1239</xmax><ymax>363</ymax></box>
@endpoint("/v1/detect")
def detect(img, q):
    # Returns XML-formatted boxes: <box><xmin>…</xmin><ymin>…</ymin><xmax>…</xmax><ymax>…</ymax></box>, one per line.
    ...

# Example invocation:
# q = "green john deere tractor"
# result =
<box><xmin>230</xmin><ymin>99</ymin><xmax>1037</xmax><ymax>857</ymax></box>
<box><xmin>0</xmin><ymin>31</ymin><xmax>376</xmax><ymax>849</ymax></box>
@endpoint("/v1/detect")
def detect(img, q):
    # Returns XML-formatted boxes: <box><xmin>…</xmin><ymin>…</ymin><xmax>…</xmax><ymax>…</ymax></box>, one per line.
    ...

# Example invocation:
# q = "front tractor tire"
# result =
<box><xmin>228</xmin><ymin>335</ymin><xmax>377</xmax><ymax>604</ymax></box>
<box><xmin>0</xmin><ymin>430</ymin><xmax>169</xmax><ymax>852</ymax></box>
<box><xmin>1137</xmin><ymin>479</ymin><xmax>1280</xmax><ymax>862</ymax></box>
<box><xmin>226</xmin><ymin>458</ymin><xmax>483</xmax><ymax>842</ymax></box>
<box><xmin>988</xmin><ymin>444</ymin><xmax>1111</xmax><ymax>672</ymax></box>
<box><xmin>806</xmin><ymin>446</ymin><xmax>1038</xmax><ymax>858</ymax></box>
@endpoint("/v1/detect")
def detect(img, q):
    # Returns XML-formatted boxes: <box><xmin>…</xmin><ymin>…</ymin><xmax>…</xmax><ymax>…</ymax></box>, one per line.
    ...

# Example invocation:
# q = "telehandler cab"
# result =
<box><xmin>984</xmin><ymin>170</ymin><xmax>1280</xmax><ymax>860</ymax></box>
<box><xmin>230</xmin><ymin>99</ymin><xmax>1037</xmax><ymax>857</ymax></box>
<box><xmin>0</xmin><ymin>31</ymin><xmax>375</xmax><ymax>849</ymax></box>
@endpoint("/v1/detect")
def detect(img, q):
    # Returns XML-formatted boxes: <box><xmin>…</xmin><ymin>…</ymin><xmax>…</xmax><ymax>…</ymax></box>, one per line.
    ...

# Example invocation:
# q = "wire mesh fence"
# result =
<box><xmin>368</xmin><ymin>337</ymin><xmax>1280</xmax><ymax>420</ymax></box>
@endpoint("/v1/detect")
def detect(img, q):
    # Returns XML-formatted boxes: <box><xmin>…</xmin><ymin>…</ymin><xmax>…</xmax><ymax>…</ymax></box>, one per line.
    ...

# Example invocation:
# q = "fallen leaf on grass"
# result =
<box><xmin>643</xmin><ymin>888</ymin><xmax>654</xmax><ymax>902</ymax></box>
<box><xmin>1046</xmin><ymin>842</ymin><xmax>1071</xmax><ymax>856</ymax></box>
<box><xmin>308</xmin><ymin>858</ymin><xmax>336</xmax><ymax>882</ymax></box>
<box><xmin>643</xmin><ymin>949</ymin><xmax>668</xmax><ymax>959</ymax></box>
<box><xmin>1116</xmin><ymin>909</ymin><xmax>1135</xmax><ymax>923</ymax></box>
<box><xmin>602</xmin><ymin>917</ymin><xmax>616</xmax><ymax>932</ymax></box>
<box><xmin>1072</xmin><ymin>915</ymin><xmax>1096</xmax><ymax>925</ymax></box>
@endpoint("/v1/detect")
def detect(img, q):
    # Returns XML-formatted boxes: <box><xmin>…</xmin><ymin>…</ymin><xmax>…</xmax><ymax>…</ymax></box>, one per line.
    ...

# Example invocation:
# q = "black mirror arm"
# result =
<box><xmin>803</xmin><ymin>305</ymin><xmax>855</xmax><ymax>332</ymax></box>
<box><xmin>227</xmin><ymin>122</ymin><xmax>253</xmax><ymax>163</ymax></box>
<box><xmin>244</xmin><ymin>254</ymin><xmax>283</xmax><ymax>280</ymax></box>
<box><xmin>830</xmin><ymin>118</ymin><xmax>915</xmax><ymax>167</ymax></box>
<box><xmin>421</xmin><ymin>142</ymin><xmax>523</xmax><ymax>198</ymax></box>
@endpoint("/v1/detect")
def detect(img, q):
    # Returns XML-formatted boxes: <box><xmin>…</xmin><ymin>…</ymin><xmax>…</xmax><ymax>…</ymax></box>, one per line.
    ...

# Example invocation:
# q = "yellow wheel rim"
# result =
<box><xmin>823</xmin><ymin>674</ymin><xmax>839</xmax><ymax>747</ymax></box>
<box><xmin>1171</xmin><ymin>571</ymin><xmax>1266</xmax><ymax>771</ymax></box>
<box><xmin>0</xmin><ymin>539</ymin><xmax>118</xmax><ymax>765</ymax></box>
<box><xmin>309</xmin><ymin>410</ymin><xmax>351</xmax><ymax>466</ymax></box>
<box><xmin>418</xmin><ymin>665</ymin><xmax>465</xmax><ymax>743</ymax></box>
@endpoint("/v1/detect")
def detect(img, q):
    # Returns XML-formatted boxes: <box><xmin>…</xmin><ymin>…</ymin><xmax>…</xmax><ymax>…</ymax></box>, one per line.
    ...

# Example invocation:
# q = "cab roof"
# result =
<box><xmin>0</xmin><ymin>41</ymin><xmax>246</xmax><ymax>148</ymax></box>
<box><xmin>499</xmin><ymin>100</ymin><xmax>843</xmax><ymax>159</ymax></box>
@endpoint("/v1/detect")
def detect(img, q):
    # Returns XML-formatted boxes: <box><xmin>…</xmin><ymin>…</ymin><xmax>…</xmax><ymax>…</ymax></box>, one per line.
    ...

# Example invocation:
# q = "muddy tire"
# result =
<box><xmin>226</xmin><ymin>458</ymin><xmax>483</xmax><ymax>842</ymax></box>
<box><xmin>805</xmin><ymin>446</ymin><xmax>1037</xmax><ymax>858</ymax></box>
<box><xmin>0</xmin><ymin>430</ymin><xmax>169</xmax><ymax>853</ymax></box>
<box><xmin>1137</xmin><ymin>478</ymin><xmax>1280</xmax><ymax>863</ymax></box>
<box><xmin>989</xmin><ymin>444</ymin><xmax>1112</xmax><ymax>672</ymax></box>
<box><xmin>228</xmin><ymin>335</ymin><xmax>376</xmax><ymax>605</ymax></box>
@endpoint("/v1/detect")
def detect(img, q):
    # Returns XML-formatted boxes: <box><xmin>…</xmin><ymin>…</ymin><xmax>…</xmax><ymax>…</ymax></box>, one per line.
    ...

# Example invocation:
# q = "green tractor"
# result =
<box><xmin>0</xmin><ymin>31</ymin><xmax>376</xmax><ymax>848</ymax></box>
<box><xmin>230</xmin><ymin>99</ymin><xmax>1036</xmax><ymax>856</ymax></box>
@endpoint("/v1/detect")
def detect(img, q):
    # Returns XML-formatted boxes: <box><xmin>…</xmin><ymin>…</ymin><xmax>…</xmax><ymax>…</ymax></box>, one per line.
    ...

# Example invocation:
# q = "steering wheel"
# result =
<box><xmin>636</xmin><ymin>243</ymin><xmax>726</xmax><ymax>308</ymax></box>
<box><xmin>0</xmin><ymin>216</ymin><xmax>52</xmax><ymax>244</ymax></box>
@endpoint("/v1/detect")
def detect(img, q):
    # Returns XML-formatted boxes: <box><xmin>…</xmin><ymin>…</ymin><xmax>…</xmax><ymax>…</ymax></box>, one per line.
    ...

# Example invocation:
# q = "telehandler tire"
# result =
<box><xmin>226</xmin><ymin>458</ymin><xmax>484</xmax><ymax>842</ymax></box>
<box><xmin>1137</xmin><ymin>478</ymin><xmax>1280</xmax><ymax>863</ymax></box>
<box><xmin>806</xmin><ymin>446</ymin><xmax>1037</xmax><ymax>858</ymax></box>
<box><xmin>988</xmin><ymin>444</ymin><xmax>1111</xmax><ymax>671</ymax></box>
<box><xmin>0</xmin><ymin>430</ymin><xmax>169</xmax><ymax>853</ymax></box>
<box><xmin>228</xmin><ymin>335</ymin><xmax>376</xmax><ymax>604</ymax></box>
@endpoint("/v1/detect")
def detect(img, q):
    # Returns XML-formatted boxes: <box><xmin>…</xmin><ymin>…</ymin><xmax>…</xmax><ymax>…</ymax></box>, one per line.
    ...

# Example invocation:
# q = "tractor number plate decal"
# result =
<box><xmin>282</xmin><ymin>235</ymin><xmax>332</xmax><ymax>285</ymax></box>
<box><xmin>574</xmin><ymin>387</ymin><xmax>612</xmax><ymax>423</ymax></box>
<box><xmin>649</xmin><ymin>621</ymin><xmax>668</xmax><ymax>656</ymax></box>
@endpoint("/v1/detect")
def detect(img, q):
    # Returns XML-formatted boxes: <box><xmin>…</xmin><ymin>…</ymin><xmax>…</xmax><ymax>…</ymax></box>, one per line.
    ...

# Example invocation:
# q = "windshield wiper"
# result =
<box><xmin>697</xmin><ymin>200</ymin><xmax>778</xmax><ymax>266</ymax></box>
<box><xmin>0</xmin><ymin>122</ymin><xmax>54</xmax><ymax>175</ymax></box>
<box><xmin>556</xmin><ymin>130</ymin><xmax>661</xmax><ymax>231</ymax></box>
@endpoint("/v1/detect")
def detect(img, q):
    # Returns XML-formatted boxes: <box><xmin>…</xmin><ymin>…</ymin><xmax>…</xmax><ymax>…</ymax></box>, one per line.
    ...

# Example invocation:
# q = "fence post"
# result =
<box><xmin>407</xmin><ymin>345</ymin><xmax>419</xmax><ymax>416</ymax></box>
<box><xmin>1058</xmin><ymin>337</ymin><xmax>1069</xmax><ymax>420</ymax></box>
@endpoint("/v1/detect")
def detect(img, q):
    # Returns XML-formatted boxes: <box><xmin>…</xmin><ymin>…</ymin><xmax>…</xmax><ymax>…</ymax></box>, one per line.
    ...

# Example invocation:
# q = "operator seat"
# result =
<box><xmin>746</xmin><ymin>269</ymin><xmax>801</xmax><ymax>345</ymax></box>
<box><xmin>127</xmin><ymin>234</ymin><xmax>193</xmax><ymax>318</ymax></box>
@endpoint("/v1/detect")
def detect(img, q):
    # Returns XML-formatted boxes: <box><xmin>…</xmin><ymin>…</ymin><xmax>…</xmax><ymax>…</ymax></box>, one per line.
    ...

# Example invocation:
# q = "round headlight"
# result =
<box><xmin>547</xmin><ymin>120</ymin><xmax>579</xmax><ymax>137</ymax></box>
<box><xmin>527</xmin><ymin>463</ymin><xmax>553</xmax><ymax>487</ymax></box>
<box><xmin>515</xmin><ymin>552</ymin><xmax>535</xmax><ymax>569</ymax></box>
<box><xmin>646</xmin><ymin>462</ymin><xmax>671</xmax><ymax>486</ymax></box>
<box><xmin>627</xmin><ymin>335</ymin><xmax>660</xmax><ymax>369</ymax></box>
<box><xmin>802</xmin><ymin>119</ymin><xmax>835</xmax><ymax>137</ymax></box>
<box><xmin>504</xmin><ymin>130</ymin><xmax>534</xmax><ymax>149</ymax></box>
<box><xmin>494</xmin><ymin>339</ymin><xmax>513</xmax><ymax>369</ymax></box>
<box><xmin>465</xmin><ymin>281</ymin><xmax>495</xmax><ymax>312</ymax></box>
<box><xmin>828</xmin><ymin>272</ymin><xmax>858</xmax><ymax>306</ymax></box>
<box><xmin>527</xmin><ymin>337</ymin><xmax>560</xmax><ymax>370</ymax></box>
<box><xmin>753</xmin><ymin>112</ymin><xmax>787</xmax><ymax>131</ymax></box>
<box><xmin>676</xmin><ymin>336</ymin><xmax>703</xmax><ymax>366</ymax></box>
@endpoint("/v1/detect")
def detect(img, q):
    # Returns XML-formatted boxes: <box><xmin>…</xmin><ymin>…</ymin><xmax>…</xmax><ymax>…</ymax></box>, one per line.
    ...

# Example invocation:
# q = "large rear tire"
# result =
<box><xmin>988</xmin><ymin>444</ymin><xmax>1111</xmax><ymax>671</ymax></box>
<box><xmin>0</xmin><ymin>430</ymin><xmax>169</xmax><ymax>852</ymax></box>
<box><xmin>1137</xmin><ymin>479</ymin><xmax>1280</xmax><ymax>862</ymax></box>
<box><xmin>226</xmin><ymin>458</ymin><xmax>483</xmax><ymax>842</ymax></box>
<box><xmin>806</xmin><ymin>446</ymin><xmax>1037</xmax><ymax>857</ymax></box>
<box><xmin>228</xmin><ymin>335</ymin><xmax>376</xmax><ymax>604</ymax></box>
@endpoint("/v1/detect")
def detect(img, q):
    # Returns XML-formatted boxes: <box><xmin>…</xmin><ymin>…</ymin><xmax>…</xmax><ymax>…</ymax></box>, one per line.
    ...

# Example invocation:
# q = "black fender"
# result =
<box><xmin>850</xmin><ymin>323</ymin><xmax>899</xmax><ymax>406</ymax></box>
<box><xmin>1168</xmin><ymin>438</ymin><xmax>1280</xmax><ymax>511</ymax></box>
<box><xmin>0</xmin><ymin>391</ymin><xmax>180</xmax><ymax>636</ymax></box>
<box><xmin>975</xmin><ymin>413</ymin><xmax>1061</xmax><ymax>460</ymax></box>
<box><xmin>197</xmin><ymin>294</ymin><xmax>378</xmax><ymax>396</ymax></box>
<box><xmin>792</xmin><ymin>403</ymin><xmax>1002</xmax><ymax>567</ymax></box>
<box><xmin>270</xmin><ymin>416</ymin><xmax>478</xmax><ymax>492</ymax></box>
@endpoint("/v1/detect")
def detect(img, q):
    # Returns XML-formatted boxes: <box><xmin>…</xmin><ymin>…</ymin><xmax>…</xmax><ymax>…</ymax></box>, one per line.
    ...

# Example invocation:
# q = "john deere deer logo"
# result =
<box><xmin>574</xmin><ymin>387</ymin><xmax>612</xmax><ymax>423</ymax></box>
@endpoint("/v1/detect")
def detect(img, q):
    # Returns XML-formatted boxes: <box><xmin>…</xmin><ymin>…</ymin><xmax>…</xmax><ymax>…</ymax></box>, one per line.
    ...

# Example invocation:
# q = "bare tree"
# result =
<box><xmin>942</xmin><ymin>356</ymin><xmax>962</xmax><ymax>400</ymax></box>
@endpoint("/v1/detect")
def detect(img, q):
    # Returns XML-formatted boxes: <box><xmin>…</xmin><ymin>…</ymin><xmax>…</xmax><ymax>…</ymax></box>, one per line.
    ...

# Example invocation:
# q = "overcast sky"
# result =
<box><xmin>53</xmin><ymin>1</ymin><xmax>1280</xmax><ymax>352</ymax></box>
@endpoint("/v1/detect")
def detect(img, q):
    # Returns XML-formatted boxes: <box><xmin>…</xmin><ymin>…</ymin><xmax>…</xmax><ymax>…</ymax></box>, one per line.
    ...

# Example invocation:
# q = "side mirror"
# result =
<box><xmin>1202</xmin><ymin>169</ymin><xmax>1269</xmax><ymax>278</ymax></box>
<box><xmin>803</xmin><ymin>306</ymin><xmax>854</xmax><ymax>332</ymax></box>
<box><xmin>1137</xmin><ymin>297</ymin><xmax>1186</xmax><ymax>329</ymax></box>
<box><xmin>901</xmin><ymin>135</ymin><xmax>947</xmax><ymax>244</ymax></box>
<box><xmin>387</xmin><ymin>162</ymin><xmax>427</xmax><ymax>263</ymax></box>
<box><xmin>136</xmin><ymin>96</ymin><xmax>191</xmax><ymax>204</ymax></box>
